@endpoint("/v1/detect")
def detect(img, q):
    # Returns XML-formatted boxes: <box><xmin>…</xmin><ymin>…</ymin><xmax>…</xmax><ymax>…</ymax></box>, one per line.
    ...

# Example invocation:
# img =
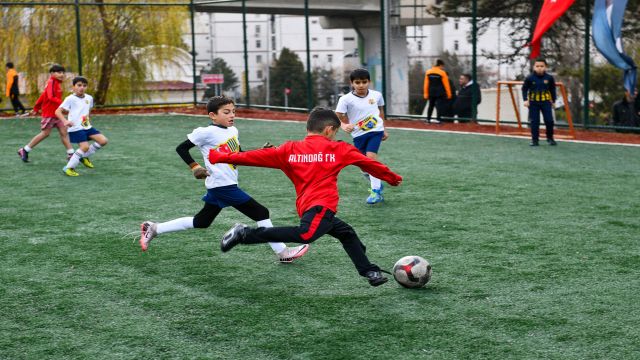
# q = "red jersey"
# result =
<box><xmin>209</xmin><ymin>134</ymin><xmax>402</xmax><ymax>217</ymax></box>
<box><xmin>33</xmin><ymin>76</ymin><xmax>63</xmax><ymax>118</ymax></box>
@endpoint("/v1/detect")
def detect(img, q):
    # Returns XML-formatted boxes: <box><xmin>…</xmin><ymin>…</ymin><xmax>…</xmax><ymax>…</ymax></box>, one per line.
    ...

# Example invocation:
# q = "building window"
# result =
<box><xmin>327</xmin><ymin>37</ymin><xmax>333</xmax><ymax>46</ymax></box>
<box><xmin>454</xmin><ymin>20</ymin><xmax>459</xmax><ymax>30</ymax></box>
<box><xmin>454</xmin><ymin>40</ymin><xmax>459</xmax><ymax>51</ymax></box>
<box><xmin>344</xmin><ymin>37</ymin><xmax>355</xmax><ymax>41</ymax></box>
<box><xmin>256</xmin><ymin>39</ymin><xmax>261</xmax><ymax>48</ymax></box>
<box><xmin>256</xmin><ymin>55</ymin><xmax>262</xmax><ymax>63</ymax></box>
<box><xmin>417</xmin><ymin>41</ymin><xmax>422</xmax><ymax>51</ymax></box>
<box><xmin>257</xmin><ymin>70</ymin><xmax>263</xmax><ymax>79</ymax></box>
<box><xmin>327</xmin><ymin>54</ymin><xmax>333</xmax><ymax>63</ymax></box>
<box><xmin>313</xmin><ymin>54</ymin><xmax>319</xmax><ymax>59</ymax></box>
<box><xmin>312</xmin><ymin>19</ymin><xmax>318</xmax><ymax>24</ymax></box>
<box><xmin>271</xmin><ymin>36</ymin><xmax>276</xmax><ymax>50</ymax></box>
<box><xmin>312</xmin><ymin>37</ymin><xmax>318</xmax><ymax>41</ymax></box>
<box><xmin>255</xmin><ymin>25</ymin><xmax>261</xmax><ymax>34</ymax></box>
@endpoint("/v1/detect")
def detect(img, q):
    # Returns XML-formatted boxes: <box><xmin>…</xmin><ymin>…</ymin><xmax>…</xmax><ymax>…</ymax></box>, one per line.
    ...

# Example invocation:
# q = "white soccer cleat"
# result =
<box><xmin>278</xmin><ymin>244</ymin><xmax>310</xmax><ymax>263</ymax></box>
<box><xmin>139</xmin><ymin>221</ymin><xmax>157</xmax><ymax>252</ymax></box>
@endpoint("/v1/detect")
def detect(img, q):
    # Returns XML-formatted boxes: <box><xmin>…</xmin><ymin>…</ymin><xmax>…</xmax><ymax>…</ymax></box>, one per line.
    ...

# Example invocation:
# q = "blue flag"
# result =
<box><xmin>592</xmin><ymin>0</ymin><xmax>637</xmax><ymax>94</ymax></box>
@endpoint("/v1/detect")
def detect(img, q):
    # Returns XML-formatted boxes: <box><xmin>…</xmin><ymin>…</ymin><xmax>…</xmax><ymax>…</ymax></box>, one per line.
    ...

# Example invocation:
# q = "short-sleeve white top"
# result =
<box><xmin>59</xmin><ymin>94</ymin><xmax>94</xmax><ymax>132</ymax></box>
<box><xmin>187</xmin><ymin>125</ymin><xmax>240</xmax><ymax>189</ymax></box>
<box><xmin>335</xmin><ymin>90</ymin><xmax>385</xmax><ymax>138</ymax></box>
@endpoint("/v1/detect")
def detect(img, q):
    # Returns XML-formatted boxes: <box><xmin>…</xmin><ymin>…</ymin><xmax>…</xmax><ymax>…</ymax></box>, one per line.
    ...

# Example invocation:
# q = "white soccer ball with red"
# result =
<box><xmin>393</xmin><ymin>256</ymin><xmax>432</xmax><ymax>288</ymax></box>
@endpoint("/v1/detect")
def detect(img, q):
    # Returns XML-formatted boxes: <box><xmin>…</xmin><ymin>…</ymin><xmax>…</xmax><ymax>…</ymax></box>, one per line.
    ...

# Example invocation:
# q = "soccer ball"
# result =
<box><xmin>393</xmin><ymin>256</ymin><xmax>432</xmax><ymax>288</ymax></box>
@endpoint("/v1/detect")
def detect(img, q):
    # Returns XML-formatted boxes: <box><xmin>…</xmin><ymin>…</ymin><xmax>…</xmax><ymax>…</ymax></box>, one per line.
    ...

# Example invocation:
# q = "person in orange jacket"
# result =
<box><xmin>6</xmin><ymin>62</ymin><xmax>27</xmax><ymax>116</ymax></box>
<box><xmin>423</xmin><ymin>59</ymin><xmax>452</xmax><ymax>123</ymax></box>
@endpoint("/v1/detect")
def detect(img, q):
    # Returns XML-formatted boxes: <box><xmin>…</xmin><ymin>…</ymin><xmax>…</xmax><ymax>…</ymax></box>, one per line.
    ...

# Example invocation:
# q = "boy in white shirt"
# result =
<box><xmin>335</xmin><ymin>68</ymin><xmax>389</xmax><ymax>204</ymax></box>
<box><xmin>139</xmin><ymin>96</ymin><xmax>308</xmax><ymax>263</ymax></box>
<box><xmin>57</xmin><ymin>76</ymin><xmax>108</xmax><ymax>176</ymax></box>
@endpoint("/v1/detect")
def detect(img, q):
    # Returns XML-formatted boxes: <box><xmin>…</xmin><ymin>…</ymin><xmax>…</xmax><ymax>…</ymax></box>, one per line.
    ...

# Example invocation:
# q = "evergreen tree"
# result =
<box><xmin>269</xmin><ymin>48</ymin><xmax>315</xmax><ymax>108</ymax></box>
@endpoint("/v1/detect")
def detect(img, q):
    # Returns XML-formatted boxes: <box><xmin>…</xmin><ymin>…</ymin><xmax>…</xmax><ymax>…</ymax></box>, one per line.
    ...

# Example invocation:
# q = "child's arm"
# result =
<box><xmin>522</xmin><ymin>76</ymin><xmax>531</xmax><ymax>107</ymax></box>
<box><xmin>209</xmin><ymin>147</ymin><xmax>282</xmax><ymax>169</ymax></box>
<box><xmin>335</xmin><ymin>112</ymin><xmax>354</xmax><ymax>133</ymax></box>
<box><xmin>31</xmin><ymin>91</ymin><xmax>46</xmax><ymax>115</ymax></box>
<box><xmin>345</xmin><ymin>145</ymin><xmax>402</xmax><ymax>186</ymax></box>
<box><xmin>54</xmin><ymin>106</ymin><xmax>72</xmax><ymax>127</ymax></box>
<box><xmin>549</xmin><ymin>76</ymin><xmax>557</xmax><ymax>103</ymax></box>
<box><xmin>379</xmin><ymin>106</ymin><xmax>389</xmax><ymax>141</ymax></box>
<box><xmin>176</xmin><ymin>139</ymin><xmax>209</xmax><ymax>179</ymax></box>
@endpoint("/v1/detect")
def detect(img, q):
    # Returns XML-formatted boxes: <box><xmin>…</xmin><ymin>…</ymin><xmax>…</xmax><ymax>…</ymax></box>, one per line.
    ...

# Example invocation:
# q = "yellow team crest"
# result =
<box><xmin>215</xmin><ymin>136</ymin><xmax>240</xmax><ymax>169</ymax></box>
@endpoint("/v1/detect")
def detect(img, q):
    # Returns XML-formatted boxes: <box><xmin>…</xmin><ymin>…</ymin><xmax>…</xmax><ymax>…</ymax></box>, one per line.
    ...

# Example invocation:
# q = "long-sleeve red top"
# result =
<box><xmin>209</xmin><ymin>134</ymin><xmax>402</xmax><ymax>217</ymax></box>
<box><xmin>33</xmin><ymin>76</ymin><xmax>62</xmax><ymax>117</ymax></box>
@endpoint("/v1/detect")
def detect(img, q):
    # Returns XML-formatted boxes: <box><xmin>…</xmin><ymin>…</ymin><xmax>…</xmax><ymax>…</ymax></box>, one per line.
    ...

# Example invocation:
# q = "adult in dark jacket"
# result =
<box><xmin>612</xmin><ymin>91</ymin><xmax>639</xmax><ymax>128</ymax></box>
<box><xmin>453</xmin><ymin>73</ymin><xmax>481</xmax><ymax>122</ymax></box>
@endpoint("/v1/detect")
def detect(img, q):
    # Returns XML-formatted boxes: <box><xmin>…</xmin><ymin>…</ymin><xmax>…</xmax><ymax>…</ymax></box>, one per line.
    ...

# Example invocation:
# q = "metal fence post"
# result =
<box><xmin>583</xmin><ymin>0</ymin><xmax>591</xmax><ymax>128</ymax></box>
<box><xmin>190</xmin><ymin>0</ymin><xmax>197</xmax><ymax>105</ymax></box>
<box><xmin>74</xmin><ymin>0</ymin><xmax>83</xmax><ymax>75</ymax></box>
<box><xmin>242</xmin><ymin>0</ymin><xmax>251</xmax><ymax>107</ymax></box>
<box><xmin>471</xmin><ymin>0</ymin><xmax>478</xmax><ymax>120</ymax></box>
<box><xmin>304</xmin><ymin>0</ymin><xmax>312</xmax><ymax>111</ymax></box>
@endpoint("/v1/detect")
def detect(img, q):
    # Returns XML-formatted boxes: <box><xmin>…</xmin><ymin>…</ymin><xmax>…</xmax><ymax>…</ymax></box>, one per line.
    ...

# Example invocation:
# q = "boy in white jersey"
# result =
<box><xmin>139</xmin><ymin>96</ymin><xmax>308</xmax><ymax>263</ymax></box>
<box><xmin>335</xmin><ymin>68</ymin><xmax>388</xmax><ymax>204</ymax></box>
<box><xmin>57</xmin><ymin>76</ymin><xmax>108</xmax><ymax>176</ymax></box>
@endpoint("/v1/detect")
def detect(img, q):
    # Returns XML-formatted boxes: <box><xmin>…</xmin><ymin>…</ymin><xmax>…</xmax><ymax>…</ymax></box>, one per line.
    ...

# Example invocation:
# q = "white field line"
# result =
<box><xmin>117</xmin><ymin>113</ymin><xmax>640</xmax><ymax>148</ymax></box>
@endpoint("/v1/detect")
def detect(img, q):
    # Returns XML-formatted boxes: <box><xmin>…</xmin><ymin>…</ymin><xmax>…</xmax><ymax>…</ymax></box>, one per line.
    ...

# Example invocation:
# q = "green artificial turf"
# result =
<box><xmin>1</xmin><ymin>114</ymin><xmax>639</xmax><ymax>359</ymax></box>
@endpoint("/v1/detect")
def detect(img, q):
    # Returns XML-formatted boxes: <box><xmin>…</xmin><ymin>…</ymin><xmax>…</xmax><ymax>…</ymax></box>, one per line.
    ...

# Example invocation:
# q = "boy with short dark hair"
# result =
<box><xmin>17</xmin><ymin>64</ymin><xmax>74</xmax><ymax>162</ymax></box>
<box><xmin>522</xmin><ymin>58</ymin><xmax>557</xmax><ymax>146</ymax></box>
<box><xmin>139</xmin><ymin>96</ymin><xmax>308</xmax><ymax>264</ymax></box>
<box><xmin>210</xmin><ymin>107</ymin><xmax>403</xmax><ymax>287</ymax></box>
<box><xmin>335</xmin><ymin>68</ymin><xmax>388</xmax><ymax>204</ymax></box>
<box><xmin>57</xmin><ymin>76</ymin><xmax>107</xmax><ymax>176</ymax></box>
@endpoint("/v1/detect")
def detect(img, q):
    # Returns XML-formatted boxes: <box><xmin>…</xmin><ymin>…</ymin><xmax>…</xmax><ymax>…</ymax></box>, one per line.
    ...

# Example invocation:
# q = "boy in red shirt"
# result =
<box><xmin>209</xmin><ymin>107</ymin><xmax>403</xmax><ymax>286</ymax></box>
<box><xmin>17</xmin><ymin>64</ymin><xmax>74</xmax><ymax>162</ymax></box>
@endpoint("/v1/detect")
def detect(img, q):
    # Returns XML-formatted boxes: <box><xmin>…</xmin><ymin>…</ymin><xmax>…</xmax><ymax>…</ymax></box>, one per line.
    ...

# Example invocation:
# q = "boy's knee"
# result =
<box><xmin>98</xmin><ymin>137</ymin><xmax>108</xmax><ymax>146</ymax></box>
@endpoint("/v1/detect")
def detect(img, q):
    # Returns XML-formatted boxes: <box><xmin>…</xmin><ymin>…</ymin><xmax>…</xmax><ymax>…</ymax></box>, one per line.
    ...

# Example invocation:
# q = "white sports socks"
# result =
<box><xmin>257</xmin><ymin>219</ymin><xmax>286</xmax><ymax>254</ymax></box>
<box><xmin>156</xmin><ymin>217</ymin><xmax>194</xmax><ymax>234</ymax></box>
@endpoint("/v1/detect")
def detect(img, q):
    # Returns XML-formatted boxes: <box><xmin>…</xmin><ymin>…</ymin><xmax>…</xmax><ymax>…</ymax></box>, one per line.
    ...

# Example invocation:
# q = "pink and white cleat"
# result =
<box><xmin>278</xmin><ymin>244</ymin><xmax>310</xmax><ymax>263</ymax></box>
<box><xmin>139</xmin><ymin>221</ymin><xmax>157</xmax><ymax>252</ymax></box>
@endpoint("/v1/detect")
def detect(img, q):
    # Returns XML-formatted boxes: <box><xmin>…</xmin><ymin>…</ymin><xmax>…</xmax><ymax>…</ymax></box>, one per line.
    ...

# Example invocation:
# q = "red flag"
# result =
<box><xmin>527</xmin><ymin>0</ymin><xmax>576</xmax><ymax>58</ymax></box>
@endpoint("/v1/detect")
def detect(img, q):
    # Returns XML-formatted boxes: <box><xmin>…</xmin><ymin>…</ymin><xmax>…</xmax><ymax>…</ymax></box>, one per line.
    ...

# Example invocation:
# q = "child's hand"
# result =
<box><xmin>389</xmin><ymin>175</ymin><xmax>403</xmax><ymax>186</ymax></box>
<box><xmin>524</xmin><ymin>100</ymin><xmax>529</xmax><ymax>108</ymax></box>
<box><xmin>63</xmin><ymin>120</ymin><xmax>72</xmax><ymax>127</ymax></box>
<box><xmin>341</xmin><ymin>123</ymin><xmax>354</xmax><ymax>133</ymax></box>
<box><xmin>382</xmin><ymin>130</ymin><xmax>389</xmax><ymax>141</ymax></box>
<box><xmin>192</xmin><ymin>166</ymin><xmax>209</xmax><ymax>179</ymax></box>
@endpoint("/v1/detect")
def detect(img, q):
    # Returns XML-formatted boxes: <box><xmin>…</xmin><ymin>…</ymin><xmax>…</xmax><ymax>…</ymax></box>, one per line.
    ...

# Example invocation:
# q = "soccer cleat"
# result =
<box><xmin>278</xmin><ymin>244</ymin><xmax>310</xmax><ymax>263</ymax></box>
<box><xmin>366</xmin><ymin>189</ymin><xmax>384</xmax><ymax>205</ymax></box>
<box><xmin>529</xmin><ymin>141</ymin><xmax>539</xmax><ymax>147</ymax></box>
<box><xmin>365</xmin><ymin>270</ymin><xmax>388</xmax><ymax>287</ymax></box>
<box><xmin>81</xmin><ymin>157</ymin><xmax>94</xmax><ymax>168</ymax></box>
<box><xmin>221</xmin><ymin>223</ymin><xmax>247</xmax><ymax>252</ymax></box>
<box><xmin>547</xmin><ymin>139</ymin><xmax>557</xmax><ymax>146</ymax></box>
<box><xmin>139</xmin><ymin>221</ymin><xmax>157</xmax><ymax>252</ymax></box>
<box><xmin>62</xmin><ymin>167</ymin><xmax>80</xmax><ymax>177</ymax></box>
<box><xmin>17</xmin><ymin>148</ymin><xmax>29</xmax><ymax>162</ymax></box>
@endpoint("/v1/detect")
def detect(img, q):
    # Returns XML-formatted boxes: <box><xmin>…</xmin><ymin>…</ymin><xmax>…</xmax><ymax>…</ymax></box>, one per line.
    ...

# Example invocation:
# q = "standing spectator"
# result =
<box><xmin>612</xmin><ymin>91</ymin><xmax>639</xmax><ymax>128</ymax></box>
<box><xmin>423</xmin><ymin>59</ymin><xmax>452</xmax><ymax>124</ymax></box>
<box><xmin>5</xmin><ymin>62</ymin><xmax>27</xmax><ymax>116</ymax></box>
<box><xmin>522</xmin><ymin>58</ymin><xmax>557</xmax><ymax>146</ymax></box>
<box><xmin>453</xmin><ymin>73</ymin><xmax>482</xmax><ymax>122</ymax></box>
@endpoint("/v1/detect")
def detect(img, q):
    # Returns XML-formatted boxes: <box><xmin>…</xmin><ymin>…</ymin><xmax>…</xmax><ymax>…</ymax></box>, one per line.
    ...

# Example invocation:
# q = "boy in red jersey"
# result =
<box><xmin>17</xmin><ymin>64</ymin><xmax>74</xmax><ymax>162</ymax></box>
<box><xmin>209</xmin><ymin>107</ymin><xmax>403</xmax><ymax>286</ymax></box>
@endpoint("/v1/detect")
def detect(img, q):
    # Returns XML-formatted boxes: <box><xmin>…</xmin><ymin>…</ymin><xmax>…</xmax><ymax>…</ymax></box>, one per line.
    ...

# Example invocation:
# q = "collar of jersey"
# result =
<box><xmin>351</xmin><ymin>90</ymin><xmax>369</xmax><ymax>98</ymax></box>
<box><xmin>211</xmin><ymin>123</ymin><xmax>228</xmax><ymax>129</ymax></box>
